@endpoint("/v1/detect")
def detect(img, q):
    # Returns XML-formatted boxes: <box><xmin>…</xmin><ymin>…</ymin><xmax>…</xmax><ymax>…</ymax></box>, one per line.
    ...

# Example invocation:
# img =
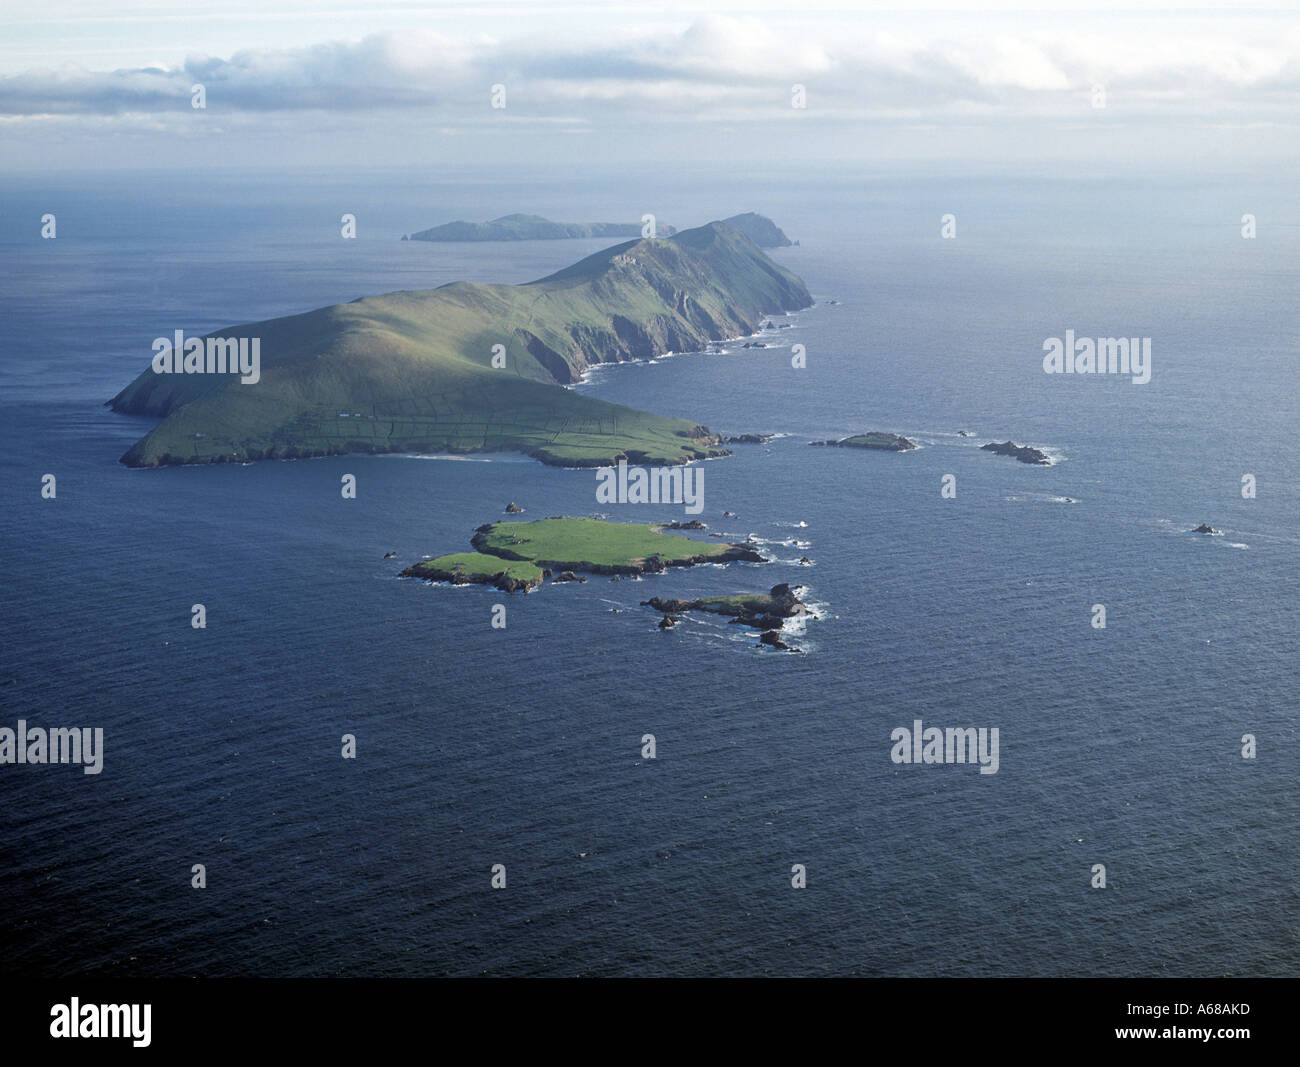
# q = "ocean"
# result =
<box><xmin>0</xmin><ymin>165</ymin><xmax>1296</xmax><ymax>976</ymax></box>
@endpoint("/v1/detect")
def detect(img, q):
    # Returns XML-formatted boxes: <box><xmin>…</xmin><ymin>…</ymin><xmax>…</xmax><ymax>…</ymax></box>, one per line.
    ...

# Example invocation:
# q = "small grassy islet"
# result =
<box><xmin>402</xmin><ymin>516</ymin><xmax>765</xmax><ymax>593</ymax></box>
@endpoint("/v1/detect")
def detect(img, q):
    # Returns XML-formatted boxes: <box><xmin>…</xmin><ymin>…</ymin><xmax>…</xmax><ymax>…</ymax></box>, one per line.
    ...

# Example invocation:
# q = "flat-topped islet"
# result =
<box><xmin>401</xmin><ymin>517</ymin><xmax>766</xmax><ymax>593</ymax></box>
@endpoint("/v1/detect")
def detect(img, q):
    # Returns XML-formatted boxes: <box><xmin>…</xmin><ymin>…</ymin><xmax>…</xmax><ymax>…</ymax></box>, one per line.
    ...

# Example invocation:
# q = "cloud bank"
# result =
<box><xmin>3</xmin><ymin>14</ymin><xmax>1298</xmax><ymax>124</ymax></box>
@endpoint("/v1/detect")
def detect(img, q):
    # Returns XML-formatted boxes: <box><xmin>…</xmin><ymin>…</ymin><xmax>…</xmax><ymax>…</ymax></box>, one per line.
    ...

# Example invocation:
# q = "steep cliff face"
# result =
<box><xmin>504</xmin><ymin>223</ymin><xmax>810</xmax><ymax>383</ymax></box>
<box><xmin>109</xmin><ymin>221</ymin><xmax>811</xmax><ymax>468</ymax></box>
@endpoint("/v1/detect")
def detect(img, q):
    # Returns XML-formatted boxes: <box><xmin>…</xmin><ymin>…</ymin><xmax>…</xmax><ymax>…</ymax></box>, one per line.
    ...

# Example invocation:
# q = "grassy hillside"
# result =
<box><xmin>471</xmin><ymin>517</ymin><xmax>740</xmax><ymax>569</ymax></box>
<box><xmin>110</xmin><ymin>221</ymin><xmax>812</xmax><ymax>468</ymax></box>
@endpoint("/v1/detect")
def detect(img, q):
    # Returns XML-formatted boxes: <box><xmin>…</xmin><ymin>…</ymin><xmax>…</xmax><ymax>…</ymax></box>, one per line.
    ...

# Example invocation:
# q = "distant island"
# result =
<box><xmin>811</xmin><ymin>432</ymin><xmax>918</xmax><ymax>452</ymax></box>
<box><xmin>982</xmin><ymin>441</ymin><xmax>1051</xmax><ymax>465</ymax></box>
<box><xmin>109</xmin><ymin>221</ymin><xmax>812</xmax><ymax>468</ymax></box>
<box><xmin>402</xmin><ymin>211</ymin><xmax>794</xmax><ymax>249</ymax></box>
<box><xmin>404</xmin><ymin>214</ymin><xmax>677</xmax><ymax>242</ymax></box>
<box><xmin>401</xmin><ymin>517</ymin><xmax>766</xmax><ymax>593</ymax></box>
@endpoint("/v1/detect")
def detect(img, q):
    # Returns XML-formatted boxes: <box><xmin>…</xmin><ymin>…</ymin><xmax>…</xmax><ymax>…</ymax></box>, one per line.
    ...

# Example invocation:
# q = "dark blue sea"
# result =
<box><xmin>1</xmin><ymin>165</ymin><xmax>1296</xmax><ymax>976</ymax></box>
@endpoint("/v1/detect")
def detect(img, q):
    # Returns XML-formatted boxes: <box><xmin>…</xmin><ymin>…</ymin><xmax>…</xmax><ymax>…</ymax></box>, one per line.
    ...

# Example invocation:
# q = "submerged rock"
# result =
<box><xmin>1192</xmin><ymin>523</ymin><xmax>1218</xmax><ymax>534</ymax></box>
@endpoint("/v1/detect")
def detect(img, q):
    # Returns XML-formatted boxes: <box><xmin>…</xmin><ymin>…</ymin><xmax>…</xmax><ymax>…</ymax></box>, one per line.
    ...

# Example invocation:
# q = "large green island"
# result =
<box><xmin>111</xmin><ymin>220</ymin><xmax>811</xmax><ymax>468</ymax></box>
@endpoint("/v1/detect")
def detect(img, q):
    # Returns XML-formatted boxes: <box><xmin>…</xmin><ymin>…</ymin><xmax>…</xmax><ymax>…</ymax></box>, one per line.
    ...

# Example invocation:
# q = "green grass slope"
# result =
<box><xmin>471</xmin><ymin>517</ymin><xmax>742</xmax><ymax>570</ymax></box>
<box><xmin>110</xmin><ymin>221</ymin><xmax>811</xmax><ymax>468</ymax></box>
<box><xmin>403</xmin><ymin>516</ymin><xmax>764</xmax><ymax>591</ymax></box>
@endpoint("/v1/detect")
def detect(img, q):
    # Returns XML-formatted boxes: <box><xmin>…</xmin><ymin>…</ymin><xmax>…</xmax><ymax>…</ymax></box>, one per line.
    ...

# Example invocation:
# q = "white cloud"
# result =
<box><xmin>0</xmin><ymin>13</ymin><xmax>1296</xmax><ymax>125</ymax></box>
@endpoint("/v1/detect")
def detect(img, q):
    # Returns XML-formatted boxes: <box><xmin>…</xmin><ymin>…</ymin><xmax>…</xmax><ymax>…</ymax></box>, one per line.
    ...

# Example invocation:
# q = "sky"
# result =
<box><xmin>0</xmin><ymin>1</ymin><xmax>1296</xmax><ymax>172</ymax></box>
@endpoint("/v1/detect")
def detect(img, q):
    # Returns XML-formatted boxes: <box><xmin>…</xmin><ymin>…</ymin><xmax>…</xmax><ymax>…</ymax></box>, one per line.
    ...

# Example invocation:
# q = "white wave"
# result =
<box><xmin>1003</xmin><ymin>493</ymin><xmax>1080</xmax><ymax>505</ymax></box>
<box><xmin>386</xmin><ymin>452</ymin><xmax>530</xmax><ymax>463</ymax></box>
<box><xmin>747</xmin><ymin>536</ymin><xmax>813</xmax><ymax>549</ymax></box>
<box><xmin>781</xmin><ymin>617</ymin><xmax>810</xmax><ymax>638</ymax></box>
